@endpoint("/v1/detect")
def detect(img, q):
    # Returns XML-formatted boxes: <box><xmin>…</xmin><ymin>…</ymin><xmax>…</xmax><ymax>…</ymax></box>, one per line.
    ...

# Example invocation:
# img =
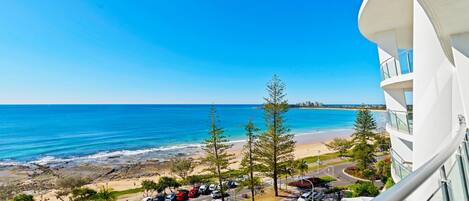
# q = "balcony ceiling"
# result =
<box><xmin>418</xmin><ymin>0</ymin><xmax>469</xmax><ymax>64</ymax></box>
<box><xmin>358</xmin><ymin>0</ymin><xmax>413</xmax><ymax>47</ymax></box>
<box><xmin>381</xmin><ymin>73</ymin><xmax>413</xmax><ymax>90</ymax></box>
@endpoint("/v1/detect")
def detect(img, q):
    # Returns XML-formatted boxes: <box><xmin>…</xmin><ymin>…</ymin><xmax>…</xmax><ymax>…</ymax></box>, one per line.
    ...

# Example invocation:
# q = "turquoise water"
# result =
<box><xmin>0</xmin><ymin>105</ymin><xmax>385</xmax><ymax>166</ymax></box>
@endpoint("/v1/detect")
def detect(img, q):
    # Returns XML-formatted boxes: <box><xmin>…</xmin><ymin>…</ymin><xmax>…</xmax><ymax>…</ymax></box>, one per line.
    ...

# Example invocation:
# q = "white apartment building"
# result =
<box><xmin>358</xmin><ymin>0</ymin><xmax>469</xmax><ymax>200</ymax></box>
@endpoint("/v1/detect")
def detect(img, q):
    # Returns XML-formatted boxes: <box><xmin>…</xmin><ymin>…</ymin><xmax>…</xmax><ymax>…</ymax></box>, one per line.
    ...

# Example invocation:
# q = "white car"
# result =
<box><xmin>209</xmin><ymin>184</ymin><xmax>217</xmax><ymax>191</ymax></box>
<box><xmin>199</xmin><ymin>185</ymin><xmax>208</xmax><ymax>194</ymax></box>
<box><xmin>297</xmin><ymin>191</ymin><xmax>312</xmax><ymax>201</ymax></box>
<box><xmin>213</xmin><ymin>198</ymin><xmax>231</xmax><ymax>201</ymax></box>
<box><xmin>211</xmin><ymin>190</ymin><xmax>222</xmax><ymax>199</ymax></box>
<box><xmin>312</xmin><ymin>192</ymin><xmax>324</xmax><ymax>200</ymax></box>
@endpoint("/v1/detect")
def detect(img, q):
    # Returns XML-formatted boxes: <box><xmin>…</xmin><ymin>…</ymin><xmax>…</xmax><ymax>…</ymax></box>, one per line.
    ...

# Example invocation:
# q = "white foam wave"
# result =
<box><xmin>292</xmin><ymin>128</ymin><xmax>353</xmax><ymax>137</ymax></box>
<box><xmin>0</xmin><ymin>161</ymin><xmax>21</xmax><ymax>166</ymax></box>
<box><xmin>24</xmin><ymin>143</ymin><xmax>203</xmax><ymax>166</ymax></box>
<box><xmin>1</xmin><ymin>128</ymin><xmax>357</xmax><ymax>167</ymax></box>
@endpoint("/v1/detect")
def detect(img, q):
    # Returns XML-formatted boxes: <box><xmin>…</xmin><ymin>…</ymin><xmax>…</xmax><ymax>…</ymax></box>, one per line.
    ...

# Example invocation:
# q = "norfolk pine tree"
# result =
<box><xmin>240</xmin><ymin>121</ymin><xmax>259</xmax><ymax>201</ymax></box>
<box><xmin>351</xmin><ymin>106</ymin><xmax>377</xmax><ymax>173</ymax></box>
<box><xmin>202</xmin><ymin>106</ymin><xmax>234</xmax><ymax>201</ymax></box>
<box><xmin>254</xmin><ymin>75</ymin><xmax>295</xmax><ymax>197</ymax></box>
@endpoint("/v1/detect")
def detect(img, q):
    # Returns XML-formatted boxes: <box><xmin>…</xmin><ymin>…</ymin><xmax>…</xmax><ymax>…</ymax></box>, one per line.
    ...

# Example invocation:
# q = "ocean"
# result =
<box><xmin>0</xmin><ymin>105</ymin><xmax>386</xmax><ymax>167</ymax></box>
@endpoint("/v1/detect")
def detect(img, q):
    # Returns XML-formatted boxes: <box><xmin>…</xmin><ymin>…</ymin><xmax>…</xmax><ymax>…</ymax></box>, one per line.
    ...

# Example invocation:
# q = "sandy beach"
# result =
<box><xmin>0</xmin><ymin>128</ymin><xmax>354</xmax><ymax>201</ymax></box>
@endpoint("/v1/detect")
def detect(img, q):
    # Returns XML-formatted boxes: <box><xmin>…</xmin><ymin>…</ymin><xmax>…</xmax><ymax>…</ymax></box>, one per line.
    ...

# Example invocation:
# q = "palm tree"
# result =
<box><xmin>296</xmin><ymin>160</ymin><xmax>309</xmax><ymax>183</ymax></box>
<box><xmin>280</xmin><ymin>162</ymin><xmax>296</xmax><ymax>191</ymax></box>
<box><xmin>93</xmin><ymin>186</ymin><xmax>116</xmax><ymax>201</ymax></box>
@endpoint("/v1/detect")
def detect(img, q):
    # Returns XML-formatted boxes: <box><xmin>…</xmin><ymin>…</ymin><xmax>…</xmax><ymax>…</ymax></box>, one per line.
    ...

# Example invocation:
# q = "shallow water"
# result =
<box><xmin>0</xmin><ymin>105</ymin><xmax>386</xmax><ymax>166</ymax></box>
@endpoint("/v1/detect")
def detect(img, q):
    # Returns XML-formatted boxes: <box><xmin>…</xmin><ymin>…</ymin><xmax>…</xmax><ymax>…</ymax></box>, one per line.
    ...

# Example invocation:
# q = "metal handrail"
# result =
<box><xmin>373</xmin><ymin>115</ymin><xmax>467</xmax><ymax>201</ymax></box>
<box><xmin>380</xmin><ymin>56</ymin><xmax>396</xmax><ymax>66</ymax></box>
<box><xmin>390</xmin><ymin>149</ymin><xmax>412</xmax><ymax>180</ymax></box>
<box><xmin>390</xmin><ymin>148</ymin><xmax>413</xmax><ymax>166</ymax></box>
<box><xmin>380</xmin><ymin>49</ymin><xmax>413</xmax><ymax>81</ymax></box>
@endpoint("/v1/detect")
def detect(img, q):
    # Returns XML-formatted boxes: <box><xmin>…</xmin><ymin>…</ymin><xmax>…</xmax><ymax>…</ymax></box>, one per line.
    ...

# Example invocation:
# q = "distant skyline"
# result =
<box><xmin>0</xmin><ymin>0</ymin><xmax>382</xmax><ymax>104</ymax></box>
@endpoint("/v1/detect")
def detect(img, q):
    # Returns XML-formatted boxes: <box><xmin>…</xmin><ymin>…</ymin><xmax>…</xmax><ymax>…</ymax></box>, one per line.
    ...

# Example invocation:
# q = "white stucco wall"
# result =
<box><xmin>452</xmin><ymin>33</ymin><xmax>469</xmax><ymax>124</ymax></box>
<box><xmin>412</xmin><ymin>0</ymin><xmax>454</xmax><ymax>169</ymax></box>
<box><xmin>407</xmin><ymin>1</ymin><xmax>455</xmax><ymax>200</ymax></box>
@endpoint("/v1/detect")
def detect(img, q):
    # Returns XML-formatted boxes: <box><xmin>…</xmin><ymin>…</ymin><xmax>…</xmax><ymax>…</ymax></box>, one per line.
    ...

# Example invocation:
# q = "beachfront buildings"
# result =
<box><xmin>358</xmin><ymin>0</ymin><xmax>469</xmax><ymax>200</ymax></box>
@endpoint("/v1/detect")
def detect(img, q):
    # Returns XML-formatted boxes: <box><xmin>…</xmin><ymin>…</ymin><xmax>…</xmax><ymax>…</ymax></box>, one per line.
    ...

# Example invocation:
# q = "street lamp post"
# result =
<box><xmin>317</xmin><ymin>150</ymin><xmax>321</xmax><ymax>175</ymax></box>
<box><xmin>302</xmin><ymin>178</ymin><xmax>315</xmax><ymax>194</ymax></box>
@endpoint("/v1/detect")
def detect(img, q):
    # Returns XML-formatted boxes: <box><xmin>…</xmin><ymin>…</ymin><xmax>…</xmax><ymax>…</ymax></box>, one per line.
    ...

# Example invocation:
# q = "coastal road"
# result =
<box><xmin>300</xmin><ymin>156</ymin><xmax>387</xmax><ymax>187</ymax></box>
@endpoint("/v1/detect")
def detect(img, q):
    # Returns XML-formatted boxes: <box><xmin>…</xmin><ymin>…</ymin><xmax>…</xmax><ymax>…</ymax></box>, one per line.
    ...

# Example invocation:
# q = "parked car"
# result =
<box><xmin>199</xmin><ymin>185</ymin><xmax>210</xmax><ymax>195</ymax></box>
<box><xmin>189</xmin><ymin>186</ymin><xmax>200</xmax><ymax>198</ymax></box>
<box><xmin>211</xmin><ymin>190</ymin><xmax>229</xmax><ymax>199</ymax></box>
<box><xmin>213</xmin><ymin>198</ymin><xmax>232</xmax><ymax>201</ymax></box>
<box><xmin>141</xmin><ymin>197</ymin><xmax>153</xmax><ymax>201</ymax></box>
<box><xmin>165</xmin><ymin>192</ymin><xmax>176</xmax><ymax>201</ymax></box>
<box><xmin>312</xmin><ymin>192</ymin><xmax>324</xmax><ymax>200</ymax></box>
<box><xmin>154</xmin><ymin>194</ymin><xmax>165</xmax><ymax>201</ymax></box>
<box><xmin>297</xmin><ymin>191</ymin><xmax>312</xmax><ymax>201</ymax></box>
<box><xmin>227</xmin><ymin>181</ymin><xmax>237</xmax><ymax>188</ymax></box>
<box><xmin>211</xmin><ymin>190</ymin><xmax>222</xmax><ymax>199</ymax></box>
<box><xmin>209</xmin><ymin>184</ymin><xmax>217</xmax><ymax>192</ymax></box>
<box><xmin>176</xmin><ymin>190</ymin><xmax>189</xmax><ymax>201</ymax></box>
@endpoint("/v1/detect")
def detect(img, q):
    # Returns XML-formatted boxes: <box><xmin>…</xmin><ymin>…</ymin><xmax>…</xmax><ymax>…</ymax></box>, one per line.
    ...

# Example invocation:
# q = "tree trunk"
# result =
<box><xmin>273</xmin><ymin>110</ymin><xmax>279</xmax><ymax>197</ymax></box>
<box><xmin>249</xmin><ymin>135</ymin><xmax>255</xmax><ymax>201</ymax></box>
<box><xmin>285</xmin><ymin>175</ymin><xmax>288</xmax><ymax>191</ymax></box>
<box><xmin>214</xmin><ymin>139</ymin><xmax>225</xmax><ymax>201</ymax></box>
<box><xmin>273</xmin><ymin>171</ymin><xmax>278</xmax><ymax>196</ymax></box>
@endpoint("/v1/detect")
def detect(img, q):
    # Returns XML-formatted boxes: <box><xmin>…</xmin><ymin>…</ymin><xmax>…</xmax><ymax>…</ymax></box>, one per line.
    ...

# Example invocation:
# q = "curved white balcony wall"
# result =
<box><xmin>418</xmin><ymin>0</ymin><xmax>469</xmax><ymax>64</ymax></box>
<box><xmin>412</xmin><ymin>0</ymin><xmax>454</xmax><ymax>171</ymax></box>
<box><xmin>384</xmin><ymin>89</ymin><xmax>407</xmax><ymax>111</ymax></box>
<box><xmin>359</xmin><ymin>0</ymin><xmax>413</xmax><ymax>54</ymax></box>
<box><xmin>380</xmin><ymin>73</ymin><xmax>413</xmax><ymax>89</ymax></box>
<box><xmin>389</xmin><ymin>130</ymin><xmax>413</xmax><ymax>159</ymax></box>
<box><xmin>407</xmin><ymin>1</ymin><xmax>457</xmax><ymax>200</ymax></box>
<box><xmin>452</xmin><ymin>33</ymin><xmax>469</xmax><ymax>124</ymax></box>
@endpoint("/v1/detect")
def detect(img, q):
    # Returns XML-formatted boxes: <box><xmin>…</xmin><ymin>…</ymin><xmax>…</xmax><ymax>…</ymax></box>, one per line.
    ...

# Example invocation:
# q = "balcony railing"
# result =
<box><xmin>387</xmin><ymin>110</ymin><xmax>413</xmax><ymax>134</ymax></box>
<box><xmin>373</xmin><ymin>115</ymin><xmax>468</xmax><ymax>201</ymax></box>
<box><xmin>380</xmin><ymin>49</ymin><xmax>413</xmax><ymax>81</ymax></box>
<box><xmin>391</xmin><ymin>148</ymin><xmax>412</xmax><ymax>180</ymax></box>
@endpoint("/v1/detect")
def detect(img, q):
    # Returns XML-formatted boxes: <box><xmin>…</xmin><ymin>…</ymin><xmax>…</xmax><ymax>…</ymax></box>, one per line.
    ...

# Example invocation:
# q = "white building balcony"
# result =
<box><xmin>387</xmin><ymin>110</ymin><xmax>413</xmax><ymax>135</ymax></box>
<box><xmin>380</xmin><ymin>50</ymin><xmax>414</xmax><ymax>89</ymax></box>
<box><xmin>391</xmin><ymin>148</ymin><xmax>413</xmax><ymax>182</ymax></box>
<box><xmin>380</xmin><ymin>50</ymin><xmax>413</xmax><ymax>81</ymax></box>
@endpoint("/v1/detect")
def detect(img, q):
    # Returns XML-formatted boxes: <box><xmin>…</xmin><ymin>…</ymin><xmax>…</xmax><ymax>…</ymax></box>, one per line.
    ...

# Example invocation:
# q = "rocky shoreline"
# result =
<box><xmin>0</xmin><ymin>158</ymin><xmax>176</xmax><ymax>193</ymax></box>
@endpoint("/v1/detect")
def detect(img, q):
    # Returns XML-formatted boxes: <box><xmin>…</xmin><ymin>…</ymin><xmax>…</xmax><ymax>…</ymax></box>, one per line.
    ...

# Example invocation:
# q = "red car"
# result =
<box><xmin>188</xmin><ymin>186</ymin><xmax>200</xmax><ymax>198</ymax></box>
<box><xmin>176</xmin><ymin>190</ymin><xmax>189</xmax><ymax>201</ymax></box>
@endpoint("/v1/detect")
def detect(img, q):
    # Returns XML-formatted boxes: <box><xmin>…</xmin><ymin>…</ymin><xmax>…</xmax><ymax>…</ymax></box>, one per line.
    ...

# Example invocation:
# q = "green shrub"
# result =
<box><xmin>324</xmin><ymin>187</ymin><xmax>342</xmax><ymax>194</ymax></box>
<box><xmin>12</xmin><ymin>194</ymin><xmax>34</xmax><ymax>201</ymax></box>
<box><xmin>319</xmin><ymin>175</ymin><xmax>336</xmax><ymax>183</ymax></box>
<box><xmin>0</xmin><ymin>184</ymin><xmax>17</xmax><ymax>201</ymax></box>
<box><xmin>349</xmin><ymin>181</ymin><xmax>379</xmax><ymax>197</ymax></box>
<box><xmin>110</xmin><ymin>188</ymin><xmax>142</xmax><ymax>197</ymax></box>
<box><xmin>71</xmin><ymin>187</ymin><xmax>96</xmax><ymax>201</ymax></box>
<box><xmin>384</xmin><ymin>177</ymin><xmax>395</xmax><ymax>189</ymax></box>
<box><xmin>184</xmin><ymin>175</ymin><xmax>213</xmax><ymax>185</ymax></box>
<box><xmin>343</xmin><ymin>191</ymin><xmax>353</xmax><ymax>198</ymax></box>
<box><xmin>93</xmin><ymin>187</ymin><xmax>116</xmax><ymax>201</ymax></box>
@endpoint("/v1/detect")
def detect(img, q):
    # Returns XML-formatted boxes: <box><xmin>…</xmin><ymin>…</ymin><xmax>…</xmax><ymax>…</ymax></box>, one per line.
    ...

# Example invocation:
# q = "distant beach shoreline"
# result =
<box><xmin>297</xmin><ymin>107</ymin><xmax>386</xmax><ymax>112</ymax></box>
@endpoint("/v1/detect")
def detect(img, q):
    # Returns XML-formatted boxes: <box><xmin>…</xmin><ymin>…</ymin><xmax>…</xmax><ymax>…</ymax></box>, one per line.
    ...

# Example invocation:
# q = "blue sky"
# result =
<box><xmin>0</xmin><ymin>0</ymin><xmax>382</xmax><ymax>104</ymax></box>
